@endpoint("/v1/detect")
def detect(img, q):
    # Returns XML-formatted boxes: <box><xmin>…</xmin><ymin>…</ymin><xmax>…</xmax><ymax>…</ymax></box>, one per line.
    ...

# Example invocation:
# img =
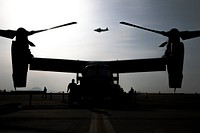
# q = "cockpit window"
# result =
<box><xmin>83</xmin><ymin>65</ymin><xmax>112</xmax><ymax>77</ymax></box>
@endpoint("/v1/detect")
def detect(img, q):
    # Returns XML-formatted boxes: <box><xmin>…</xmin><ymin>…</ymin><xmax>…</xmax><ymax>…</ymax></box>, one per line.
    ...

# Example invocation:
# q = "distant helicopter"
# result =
<box><xmin>120</xmin><ymin>21</ymin><xmax>200</xmax><ymax>92</ymax></box>
<box><xmin>94</xmin><ymin>27</ymin><xmax>109</xmax><ymax>33</ymax></box>
<box><xmin>0</xmin><ymin>22</ymin><xmax>77</xmax><ymax>90</ymax></box>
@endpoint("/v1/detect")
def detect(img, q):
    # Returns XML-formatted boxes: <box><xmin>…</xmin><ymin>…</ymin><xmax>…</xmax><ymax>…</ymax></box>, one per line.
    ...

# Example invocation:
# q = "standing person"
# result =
<box><xmin>43</xmin><ymin>87</ymin><xmax>47</xmax><ymax>98</ymax></box>
<box><xmin>128</xmin><ymin>87</ymin><xmax>134</xmax><ymax>100</ymax></box>
<box><xmin>67</xmin><ymin>79</ymin><xmax>77</xmax><ymax>104</ymax></box>
<box><xmin>67</xmin><ymin>79</ymin><xmax>77</xmax><ymax>93</ymax></box>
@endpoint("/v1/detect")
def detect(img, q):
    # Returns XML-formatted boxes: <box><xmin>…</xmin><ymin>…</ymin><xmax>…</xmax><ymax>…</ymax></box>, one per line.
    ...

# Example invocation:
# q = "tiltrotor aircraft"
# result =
<box><xmin>1</xmin><ymin>21</ymin><xmax>200</xmax><ymax>102</ymax></box>
<box><xmin>94</xmin><ymin>27</ymin><xmax>109</xmax><ymax>33</ymax></box>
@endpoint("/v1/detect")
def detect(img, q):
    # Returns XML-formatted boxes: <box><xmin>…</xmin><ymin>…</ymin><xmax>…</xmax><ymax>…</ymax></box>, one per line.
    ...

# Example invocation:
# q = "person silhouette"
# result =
<box><xmin>67</xmin><ymin>79</ymin><xmax>77</xmax><ymax>93</ymax></box>
<box><xmin>42</xmin><ymin>87</ymin><xmax>47</xmax><ymax>98</ymax></box>
<box><xmin>128</xmin><ymin>87</ymin><xmax>134</xmax><ymax>100</ymax></box>
<box><xmin>67</xmin><ymin>79</ymin><xmax>78</xmax><ymax>104</ymax></box>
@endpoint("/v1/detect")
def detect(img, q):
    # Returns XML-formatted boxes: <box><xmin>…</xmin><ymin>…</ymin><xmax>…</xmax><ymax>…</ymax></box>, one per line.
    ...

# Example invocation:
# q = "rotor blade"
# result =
<box><xmin>120</xmin><ymin>21</ymin><xmax>167</xmax><ymax>36</ymax></box>
<box><xmin>29</xmin><ymin>29</ymin><xmax>48</xmax><ymax>35</ymax></box>
<box><xmin>159</xmin><ymin>41</ymin><xmax>168</xmax><ymax>47</ymax></box>
<box><xmin>29</xmin><ymin>22</ymin><xmax>77</xmax><ymax>35</ymax></box>
<box><xmin>0</xmin><ymin>30</ymin><xmax>16</xmax><ymax>39</ymax></box>
<box><xmin>48</xmin><ymin>22</ymin><xmax>77</xmax><ymax>30</ymax></box>
<box><xmin>180</xmin><ymin>30</ymin><xmax>200</xmax><ymax>40</ymax></box>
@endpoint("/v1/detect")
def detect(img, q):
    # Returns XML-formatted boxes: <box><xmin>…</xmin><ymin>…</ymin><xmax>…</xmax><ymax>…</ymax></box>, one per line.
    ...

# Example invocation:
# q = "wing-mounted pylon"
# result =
<box><xmin>120</xmin><ymin>21</ymin><xmax>200</xmax><ymax>90</ymax></box>
<box><xmin>0</xmin><ymin>22</ymin><xmax>77</xmax><ymax>89</ymax></box>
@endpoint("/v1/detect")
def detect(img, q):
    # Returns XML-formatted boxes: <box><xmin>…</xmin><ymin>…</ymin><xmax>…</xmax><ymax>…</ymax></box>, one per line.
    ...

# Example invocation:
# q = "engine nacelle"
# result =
<box><xmin>11</xmin><ymin>40</ymin><xmax>33</xmax><ymax>88</ymax></box>
<box><xmin>166</xmin><ymin>42</ymin><xmax>184</xmax><ymax>88</ymax></box>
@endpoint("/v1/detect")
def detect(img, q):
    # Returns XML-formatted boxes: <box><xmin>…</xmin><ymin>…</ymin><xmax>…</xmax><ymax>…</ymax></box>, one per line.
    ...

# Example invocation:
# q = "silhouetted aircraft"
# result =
<box><xmin>0</xmin><ymin>22</ymin><xmax>77</xmax><ymax>90</ymax></box>
<box><xmin>94</xmin><ymin>27</ymin><xmax>109</xmax><ymax>33</ymax></box>
<box><xmin>120</xmin><ymin>21</ymin><xmax>200</xmax><ymax>92</ymax></box>
<box><xmin>30</xmin><ymin>57</ymin><xmax>165</xmax><ymax>102</ymax></box>
<box><xmin>0</xmin><ymin>22</ymin><xmax>166</xmax><ymax>102</ymax></box>
<box><xmin>1</xmin><ymin>21</ymin><xmax>200</xmax><ymax>102</ymax></box>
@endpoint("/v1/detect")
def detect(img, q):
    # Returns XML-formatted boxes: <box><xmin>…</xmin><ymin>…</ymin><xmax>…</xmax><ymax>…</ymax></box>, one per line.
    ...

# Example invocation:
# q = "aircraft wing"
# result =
<box><xmin>30</xmin><ymin>57</ymin><xmax>166</xmax><ymax>74</ymax></box>
<box><xmin>106</xmin><ymin>58</ymin><xmax>166</xmax><ymax>73</ymax></box>
<box><xmin>30</xmin><ymin>58</ymin><xmax>89</xmax><ymax>73</ymax></box>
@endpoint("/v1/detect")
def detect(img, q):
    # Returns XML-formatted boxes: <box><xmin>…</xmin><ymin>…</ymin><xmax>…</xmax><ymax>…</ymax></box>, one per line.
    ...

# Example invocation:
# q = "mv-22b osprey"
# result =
<box><xmin>0</xmin><ymin>21</ymin><xmax>200</xmax><ymax>101</ymax></box>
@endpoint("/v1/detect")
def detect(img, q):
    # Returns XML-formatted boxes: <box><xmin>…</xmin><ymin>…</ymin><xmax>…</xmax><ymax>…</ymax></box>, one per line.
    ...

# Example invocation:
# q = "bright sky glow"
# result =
<box><xmin>0</xmin><ymin>0</ymin><xmax>200</xmax><ymax>93</ymax></box>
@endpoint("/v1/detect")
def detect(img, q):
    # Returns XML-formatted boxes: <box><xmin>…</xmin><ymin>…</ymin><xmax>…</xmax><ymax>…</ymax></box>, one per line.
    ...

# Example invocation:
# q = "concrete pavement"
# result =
<box><xmin>0</xmin><ymin>93</ymin><xmax>200</xmax><ymax>133</ymax></box>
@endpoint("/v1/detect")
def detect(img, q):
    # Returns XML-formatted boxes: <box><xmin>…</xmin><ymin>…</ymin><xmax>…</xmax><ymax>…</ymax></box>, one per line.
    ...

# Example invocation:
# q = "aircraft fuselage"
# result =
<box><xmin>80</xmin><ymin>64</ymin><xmax>114</xmax><ymax>100</ymax></box>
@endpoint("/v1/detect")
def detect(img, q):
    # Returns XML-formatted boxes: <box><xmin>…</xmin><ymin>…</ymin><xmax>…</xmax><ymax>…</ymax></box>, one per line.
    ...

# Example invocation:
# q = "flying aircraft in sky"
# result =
<box><xmin>94</xmin><ymin>27</ymin><xmax>109</xmax><ymax>33</ymax></box>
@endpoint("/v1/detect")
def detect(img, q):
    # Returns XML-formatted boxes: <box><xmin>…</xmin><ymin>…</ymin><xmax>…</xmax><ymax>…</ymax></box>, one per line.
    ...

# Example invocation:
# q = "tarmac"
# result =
<box><xmin>0</xmin><ymin>92</ymin><xmax>200</xmax><ymax>133</ymax></box>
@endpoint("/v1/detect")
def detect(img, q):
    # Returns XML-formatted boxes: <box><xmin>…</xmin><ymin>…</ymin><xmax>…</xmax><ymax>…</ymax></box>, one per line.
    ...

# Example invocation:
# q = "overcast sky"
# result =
<box><xmin>0</xmin><ymin>0</ymin><xmax>200</xmax><ymax>93</ymax></box>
